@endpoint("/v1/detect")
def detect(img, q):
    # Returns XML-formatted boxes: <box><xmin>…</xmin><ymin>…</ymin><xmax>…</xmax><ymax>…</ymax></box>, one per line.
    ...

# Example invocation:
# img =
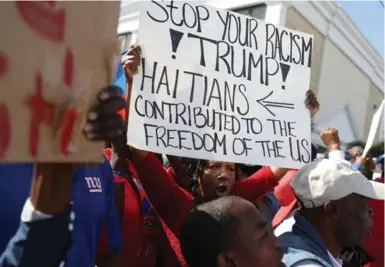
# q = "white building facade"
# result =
<box><xmin>117</xmin><ymin>1</ymin><xmax>384</xmax><ymax>147</ymax></box>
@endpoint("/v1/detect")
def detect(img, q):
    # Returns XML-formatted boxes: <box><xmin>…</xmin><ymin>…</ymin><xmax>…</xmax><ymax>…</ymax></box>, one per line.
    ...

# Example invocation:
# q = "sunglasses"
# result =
<box><xmin>345</xmin><ymin>151</ymin><xmax>363</xmax><ymax>162</ymax></box>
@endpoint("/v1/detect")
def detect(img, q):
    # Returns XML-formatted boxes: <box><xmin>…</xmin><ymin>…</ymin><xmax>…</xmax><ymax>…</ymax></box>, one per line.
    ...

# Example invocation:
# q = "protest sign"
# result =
<box><xmin>363</xmin><ymin>100</ymin><xmax>384</xmax><ymax>158</ymax></box>
<box><xmin>0</xmin><ymin>1</ymin><xmax>120</xmax><ymax>162</ymax></box>
<box><xmin>127</xmin><ymin>1</ymin><xmax>314</xmax><ymax>169</ymax></box>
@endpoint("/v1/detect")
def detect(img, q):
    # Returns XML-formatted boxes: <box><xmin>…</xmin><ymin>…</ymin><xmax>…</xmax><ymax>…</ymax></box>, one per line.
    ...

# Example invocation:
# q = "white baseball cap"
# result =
<box><xmin>291</xmin><ymin>159</ymin><xmax>384</xmax><ymax>208</ymax></box>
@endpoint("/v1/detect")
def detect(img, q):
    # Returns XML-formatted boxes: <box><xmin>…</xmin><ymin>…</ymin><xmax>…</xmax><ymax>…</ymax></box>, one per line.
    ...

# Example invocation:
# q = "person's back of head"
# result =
<box><xmin>180</xmin><ymin>196</ymin><xmax>283</xmax><ymax>267</ymax></box>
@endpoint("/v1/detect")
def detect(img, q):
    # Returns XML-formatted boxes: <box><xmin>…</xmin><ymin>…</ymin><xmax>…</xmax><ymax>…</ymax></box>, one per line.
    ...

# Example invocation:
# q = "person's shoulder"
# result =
<box><xmin>102</xmin><ymin>155</ymin><xmax>112</xmax><ymax>169</ymax></box>
<box><xmin>72</xmin><ymin>156</ymin><xmax>111</xmax><ymax>181</ymax></box>
<box><xmin>0</xmin><ymin>163</ymin><xmax>34</xmax><ymax>187</ymax></box>
<box><xmin>279</xmin><ymin>229</ymin><xmax>305</xmax><ymax>247</ymax></box>
<box><xmin>279</xmin><ymin>231</ymin><xmax>333</xmax><ymax>267</ymax></box>
<box><xmin>97</xmin><ymin>156</ymin><xmax>113</xmax><ymax>184</ymax></box>
<box><xmin>0</xmin><ymin>163</ymin><xmax>33</xmax><ymax>174</ymax></box>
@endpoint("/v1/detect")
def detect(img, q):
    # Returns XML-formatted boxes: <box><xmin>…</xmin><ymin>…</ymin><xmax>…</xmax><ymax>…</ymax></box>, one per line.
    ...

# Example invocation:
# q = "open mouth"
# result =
<box><xmin>216</xmin><ymin>184</ymin><xmax>228</xmax><ymax>196</ymax></box>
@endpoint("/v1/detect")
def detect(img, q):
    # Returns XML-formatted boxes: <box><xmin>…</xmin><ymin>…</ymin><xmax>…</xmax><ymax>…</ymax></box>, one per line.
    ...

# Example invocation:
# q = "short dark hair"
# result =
<box><xmin>346</xmin><ymin>141</ymin><xmax>365</xmax><ymax>151</ymax></box>
<box><xmin>180</xmin><ymin>196</ymin><xmax>244</xmax><ymax>267</ymax></box>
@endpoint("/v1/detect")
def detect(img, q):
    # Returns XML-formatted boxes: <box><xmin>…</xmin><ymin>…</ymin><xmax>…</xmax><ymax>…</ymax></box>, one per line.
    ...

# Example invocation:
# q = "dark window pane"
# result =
<box><xmin>118</xmin><ymin>34</ymin><xmax>127</xmax><ymax>52</ymax></box>
<box><xmin>234</xmin><ymin>4</ymin><xmax>266</xmax><ymax>20</ymax></box>
<box><xmin>118</xmin><ymin>32</ymin><xmax>133</xmax><ymax>52</ymax></box>
<box><xmin>235</xmin><ymin>8</ymin><xmax>251</xmax><ymax>16</ymax></box>
<box><xmin>250</xmin><ymin>5</ymin><xmax>267</xmax><ymax>20</ymax></box>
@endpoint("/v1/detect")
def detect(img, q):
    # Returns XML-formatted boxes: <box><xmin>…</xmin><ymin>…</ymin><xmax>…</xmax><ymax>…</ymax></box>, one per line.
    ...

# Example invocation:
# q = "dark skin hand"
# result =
<box><xmin>305</xmin><ymin>89</ymin><xmax>320</xmax><ymax>118</ymax></box>
<box><xmin>83</xmin><ymin>86</ymin><xmax>127</xmax><ymax>143</ymax></box>
<box><xmin>120</xmin><ymin>46</ymin><xmax>148</xmax><ymax>159</ymax></box>
<box><xmin>121</xmin><ymin>45</ymin><xmax>141</xmax><ymax>117</ymax></box>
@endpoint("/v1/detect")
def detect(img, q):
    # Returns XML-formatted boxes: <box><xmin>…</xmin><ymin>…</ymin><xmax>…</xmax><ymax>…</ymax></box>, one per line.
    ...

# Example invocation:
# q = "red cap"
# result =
<box><xmin>272</xmin><ymin>199</ymin><xmax>298</xmax><ymax>228</ymax></box>
<box><xmin>272</xmin><ymin>169</ymin><xmax>298</xmax><ymax>228</ymax></box>
<box><xmin>274</xmin><ymin>170</ymin><xmax>297</xmax><ymax>206</ymax></box>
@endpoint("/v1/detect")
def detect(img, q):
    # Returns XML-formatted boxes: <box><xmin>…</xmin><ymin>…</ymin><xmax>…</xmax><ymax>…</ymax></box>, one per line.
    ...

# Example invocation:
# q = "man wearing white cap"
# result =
<box><xmin>274</xmin><ymin>159</ymin><xmax>384</xmax><ymax>267</ymax></box>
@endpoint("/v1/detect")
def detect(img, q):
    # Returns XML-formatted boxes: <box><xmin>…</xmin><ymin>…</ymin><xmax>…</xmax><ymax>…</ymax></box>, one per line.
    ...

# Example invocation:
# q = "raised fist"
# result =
<box><xmin>320</xmin><ymin>128</ymin><xmax>341</xmax><ymax>151</ymax></box>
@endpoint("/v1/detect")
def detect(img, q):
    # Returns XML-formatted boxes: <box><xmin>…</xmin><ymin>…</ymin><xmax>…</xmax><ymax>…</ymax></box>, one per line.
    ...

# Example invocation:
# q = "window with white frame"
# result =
<box><xmin>118</xmin><ymin>32</ymin><xmax>133</xmax><ymax>52</ymax></box>
<box><xmin>234</xmin><ymin>4</ymin><xmax>267</xmax><ymax>20</ymax></box>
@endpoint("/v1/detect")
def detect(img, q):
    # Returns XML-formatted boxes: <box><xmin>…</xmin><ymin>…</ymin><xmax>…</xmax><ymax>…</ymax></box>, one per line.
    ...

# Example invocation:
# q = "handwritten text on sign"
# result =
<box><xmin>127</xmin><ymin>1</ymin><xmax>313</xmax><ymax>168</ymax></box>
<box><xmin>0</xmin><ymin>2</ymin><xmax>120</xmax><ymax>162</ymax></box>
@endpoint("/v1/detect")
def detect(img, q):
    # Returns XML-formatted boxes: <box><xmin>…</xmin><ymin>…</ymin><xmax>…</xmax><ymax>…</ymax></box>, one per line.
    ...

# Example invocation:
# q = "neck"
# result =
<box><xmin>313</xmin><ymin>223</ymin><xmax>341</xmax><ymax>258</ymax></box>
<box><xmin>300</xmin><ymin>212</ymin><xmax>342</xmax><ymax>258</ymax></box>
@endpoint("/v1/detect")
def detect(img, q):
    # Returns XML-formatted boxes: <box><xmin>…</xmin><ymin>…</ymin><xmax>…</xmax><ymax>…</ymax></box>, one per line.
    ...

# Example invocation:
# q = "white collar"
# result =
<box><xmin>327</xmin><ymin>251</ymin><xmax>343</xmax><ymax>267</ymax></box>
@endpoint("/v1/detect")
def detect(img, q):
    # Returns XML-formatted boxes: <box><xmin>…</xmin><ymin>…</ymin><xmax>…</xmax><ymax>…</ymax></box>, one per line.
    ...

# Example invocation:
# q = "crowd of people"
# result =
<box><xmin>0</xmin><ymin>44</ymin><xmax>383</xmax><ymax>267</ymax></box>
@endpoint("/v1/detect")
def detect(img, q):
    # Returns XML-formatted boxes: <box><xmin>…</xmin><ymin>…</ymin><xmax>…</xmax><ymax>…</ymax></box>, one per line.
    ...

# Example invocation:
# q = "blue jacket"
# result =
<box><xmin>279</xmin><ymin>213</ymin><xmax>334</xmax><ymax>267</ymax></box>
<box><xmin>0</xmin><ymin>160</ymin><xmax>122</xmax><ymax>267</ymax></box>
<box><xmin>0</xmin><ymin>206</ymin><xmax>72</xmax><ymax>267</ymax></box>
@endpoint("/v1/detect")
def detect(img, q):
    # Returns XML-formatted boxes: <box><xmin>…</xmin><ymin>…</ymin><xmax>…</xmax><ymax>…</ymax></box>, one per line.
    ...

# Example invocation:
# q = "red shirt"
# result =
<box><xmin>98</xmin><ymin>149</ymin><xmax>182</xmax><ymax>267</ymax></box>
<box><xmin>363</xmin><ymin>177</ymin><xmax>384</xmax><ymax>267</ymax></box>
<box><xmin>131</xmin><ymin>152</ymin><xmax>279</xmax><ymax>259</ymax></box>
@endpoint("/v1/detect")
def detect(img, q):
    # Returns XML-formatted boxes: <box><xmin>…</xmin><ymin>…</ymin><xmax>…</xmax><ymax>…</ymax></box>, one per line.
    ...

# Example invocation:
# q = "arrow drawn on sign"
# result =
<box><xmin>256</xmin><ymin>91</ymin><xmax>295</xmax><ymax>117</ymax></box>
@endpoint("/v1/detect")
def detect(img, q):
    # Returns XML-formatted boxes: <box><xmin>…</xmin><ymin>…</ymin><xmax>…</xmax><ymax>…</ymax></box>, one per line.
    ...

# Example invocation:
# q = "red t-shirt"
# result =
<box><xmin>132</xmin><ymin>152</ymin><xmax>279</xmax><ymax>238</ymax></box>
<box><xmin>363</xmin><ymin>177</ymin><xmax>384</xmax><ymax>267</ymax></box>
<box><xmin>98</xmin><ymin>149</ymin><xmax>183</xmax><ymax>267</ymax></box>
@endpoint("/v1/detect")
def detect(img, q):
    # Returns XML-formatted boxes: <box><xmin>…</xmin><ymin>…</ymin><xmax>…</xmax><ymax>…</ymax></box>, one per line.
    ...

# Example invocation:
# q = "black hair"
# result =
<box><xmin>180</xmin><ymin>196</ymin><xmax>244</xmax><ymax>267</ymax></box>
<box><xmin>340</xmin><ymin>246</ymin><xmax>373</xmax><ymax>267</ymax></box>
<box><xmin>154</xmin><ymin>153</ymin><xmax>164</xmax><ymax>165</ymax></box>
<box><xmin>189</xmin><ymin>159</ymin><xmax>208</xmax><ymax>196</ymax></box>
<box><xmin>346</xmin><ymin>141</ymin><xmax>366</xmax><ymax>151</ymax></box>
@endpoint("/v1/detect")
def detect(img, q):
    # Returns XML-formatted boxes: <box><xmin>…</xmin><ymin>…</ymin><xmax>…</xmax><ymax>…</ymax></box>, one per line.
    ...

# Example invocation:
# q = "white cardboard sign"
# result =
<box><xmin>127</xmin><ymin>1</ymin><xmax>314</xmax><ymax>169</ymax></box>
<box><xmin>363</xmin><ymin>100</ymin><xmax>384</xmax><ymax>158</ymax></box>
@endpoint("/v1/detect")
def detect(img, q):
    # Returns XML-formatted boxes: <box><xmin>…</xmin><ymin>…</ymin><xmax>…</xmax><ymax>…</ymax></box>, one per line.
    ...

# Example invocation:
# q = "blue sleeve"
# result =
<box><xmin>0</xmin><ymin>206</ymin><xmax>72</xmax><ymax>267</ymax></box>
<box><xmin>352</xmin><ymin>163</ymin><xmax>362</xmax><ymax>171</ymax></box>
<box><xmin>113</xmin><ymin>55</ymin><xmax>127</xmax><ymax>94</ymax></box>
<box><xmin>0</xmin><ymin>163</ymin><xmax>33</xmax><ymax>252</ymax></box>
<box><xmin>102</xmin><ymin>158</ymin><xmax>122</xmax><ymax>252</ymax></box>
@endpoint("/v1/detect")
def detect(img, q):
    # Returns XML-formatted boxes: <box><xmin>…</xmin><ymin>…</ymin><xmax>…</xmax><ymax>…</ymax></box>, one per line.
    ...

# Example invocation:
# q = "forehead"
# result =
<box><xmin>339</xmin><ymin>193</ymin><xmax>368</xmax><ymax>207</ymax></box>
<box><xmin>206</xmin><ymin>161</ymin><xmax>235</xmax><ymax>167</ymax></box>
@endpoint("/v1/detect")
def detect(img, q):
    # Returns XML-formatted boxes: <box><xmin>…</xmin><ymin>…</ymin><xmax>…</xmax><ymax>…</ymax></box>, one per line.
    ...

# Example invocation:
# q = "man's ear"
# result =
<box><xmin>323</xmin><ymin>201</ymin><xmax>340</xmax><ymax>219</ymax></box>
<box><xmin>217</xmin><ymin>252</ymin><xmax>237</xmax><ymax>267</ymax></box>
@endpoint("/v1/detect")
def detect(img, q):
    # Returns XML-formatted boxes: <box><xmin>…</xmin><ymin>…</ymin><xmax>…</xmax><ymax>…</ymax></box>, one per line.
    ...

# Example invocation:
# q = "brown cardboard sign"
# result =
<box><xmin>0</xmin><ymin>1</ymin><xmax>120</xmax><ymax>162</ymax></box>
